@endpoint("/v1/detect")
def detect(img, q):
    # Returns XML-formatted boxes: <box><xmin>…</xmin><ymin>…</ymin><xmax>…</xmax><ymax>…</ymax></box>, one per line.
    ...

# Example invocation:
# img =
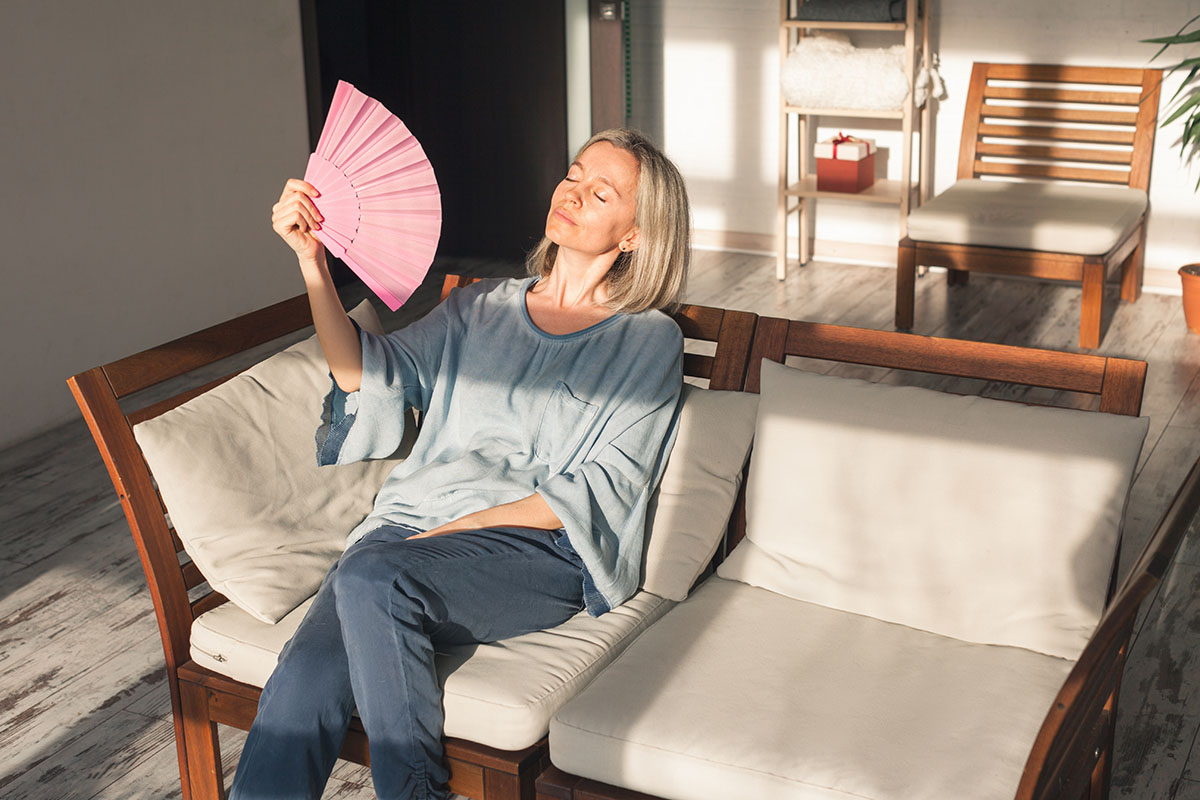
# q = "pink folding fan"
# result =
<box><xmin>303</xmin><ymin>81</ymin><xmax>441</xmax><ymax>310</ymax></box>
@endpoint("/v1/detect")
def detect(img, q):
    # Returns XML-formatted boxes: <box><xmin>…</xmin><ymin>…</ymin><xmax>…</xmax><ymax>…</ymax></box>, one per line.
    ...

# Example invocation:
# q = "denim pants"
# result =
<box><xmin>228</xmin><ymin>525</ymin><xmax>585</xmax><ymax>800</ymax></box>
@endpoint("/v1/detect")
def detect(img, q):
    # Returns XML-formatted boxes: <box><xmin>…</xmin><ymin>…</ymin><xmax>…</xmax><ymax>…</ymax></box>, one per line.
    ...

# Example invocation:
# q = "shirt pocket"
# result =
<box><xmin>534</xmin><ymin>381</ymin><xmax>598</xmax><ymax>466</ymax></box>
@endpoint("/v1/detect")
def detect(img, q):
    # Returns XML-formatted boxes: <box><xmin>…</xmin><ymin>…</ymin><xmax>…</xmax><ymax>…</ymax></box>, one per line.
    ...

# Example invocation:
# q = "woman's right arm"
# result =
<box><xmin>271</xmin><ymin>178</ymin><xmax>364</xmax><ymax>392</ymax></box>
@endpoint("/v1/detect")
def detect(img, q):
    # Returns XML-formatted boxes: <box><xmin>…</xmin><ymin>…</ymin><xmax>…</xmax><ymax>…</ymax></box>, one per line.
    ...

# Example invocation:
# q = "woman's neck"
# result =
<box><xmin>538</xmin><ymin>247</ymin><xmax>617</xmax><ymax>307</ymax></box>
<box><xmin>525</xmin><ymin>249</ymin><xmax>620</xmax><ymax>335</ymax></box>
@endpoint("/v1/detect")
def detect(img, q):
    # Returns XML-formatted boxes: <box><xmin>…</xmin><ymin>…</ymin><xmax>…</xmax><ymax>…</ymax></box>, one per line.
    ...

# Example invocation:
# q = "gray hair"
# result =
<box><xmin>526</xmin><ymin>129</ymin><xmax>690</xmax><ymax>313</ymax></box>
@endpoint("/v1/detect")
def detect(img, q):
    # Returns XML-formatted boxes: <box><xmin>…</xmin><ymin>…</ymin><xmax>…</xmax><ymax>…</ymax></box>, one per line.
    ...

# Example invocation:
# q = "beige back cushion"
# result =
<box><xmin>134</xmin><ymin>301</ymin><xmax>410</xmax><ymax>623</ymax></box>
<box><xmin>640</xmin><ymin>385</ymin><xmax>758</xmax><ymax>600</ymax></box>
<box><xmin>718</xmin><ymin>359</ymin><xmax>1148</xmax><ymax>660</ymax></box>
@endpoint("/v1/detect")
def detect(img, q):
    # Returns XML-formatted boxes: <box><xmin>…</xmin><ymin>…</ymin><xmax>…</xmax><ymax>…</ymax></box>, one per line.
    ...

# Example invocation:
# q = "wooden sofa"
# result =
<box><xmin>538</xmin><ymin>318</ymin><xmax>1200</xmax><ymax>800</ymax></box>
<box><xmin>68</xmin><ymin>275</ymin><xmax>1199</xmax><ymax>800</ymax></box>
<box><xmin>67</xmin><ymin>274</ymin><xmax>756</xmax><ymax>800</ymax></box>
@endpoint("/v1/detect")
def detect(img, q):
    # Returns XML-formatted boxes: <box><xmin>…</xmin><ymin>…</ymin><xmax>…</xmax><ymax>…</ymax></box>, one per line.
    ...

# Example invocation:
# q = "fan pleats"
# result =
<box><xmin>303</xmin><ymin>81</ymin><xmax>441</xmax><ymax>310</ymax></box>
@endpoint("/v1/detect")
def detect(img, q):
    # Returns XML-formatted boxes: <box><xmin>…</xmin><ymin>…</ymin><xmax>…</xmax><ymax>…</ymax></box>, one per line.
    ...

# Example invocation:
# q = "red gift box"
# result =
<box><xmin>816</xmin><ymin>153</ymin><xmax>876</xmax><ymax>192</ymax></box>
<box><xmin>815</xmin><ymin>133</ymin><xmax>876</xmax><ymax>193</ymax></box>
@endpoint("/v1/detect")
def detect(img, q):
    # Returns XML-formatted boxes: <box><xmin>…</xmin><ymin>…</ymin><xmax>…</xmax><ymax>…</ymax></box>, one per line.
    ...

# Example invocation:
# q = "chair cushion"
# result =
<box><xmin>191</xmin><ymin>589</ymin><xmax>673</xmax><ymax>751</ymax></box>
<box><xmin>717</xmin><ymin>359</ymin><xmax>1147</xmax><ymax>660</ymax></box>
<box><xmin>905</xmin><ymin>178</ymin><xmax>1147</xmax><ymax>255</ymax></box>
<box><xmin>134</xmin><ymin>300</ymin><xmax>413</xmax><ymax>624</ymax></box>
<box><xmin>640</xmin><ymin>385</ymin><xmax>758</xmax><ymax>600</ymax></box>
<box><xmin>550</xmin><ymin>577</ymin><xmax>1073</xmax><ymax>800</ymax></box>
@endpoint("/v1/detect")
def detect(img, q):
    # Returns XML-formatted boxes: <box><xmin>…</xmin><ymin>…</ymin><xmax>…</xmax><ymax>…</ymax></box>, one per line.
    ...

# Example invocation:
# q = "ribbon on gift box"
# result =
<box><xmin>815</xmin><ymin>133</ymin><xmax>876</xmax><ymax>161</ymax></box>
<box><xmin>831</xmin><ymin>132</ymin><xmax>862</xmax><ymax>159</ymax></box>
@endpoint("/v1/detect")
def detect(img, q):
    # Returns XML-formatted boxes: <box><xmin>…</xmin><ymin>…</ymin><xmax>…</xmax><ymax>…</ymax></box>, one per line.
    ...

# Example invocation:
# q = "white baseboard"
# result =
<box><xmin>691</xmin><ymin>229</ymin><xmax>1183</xmax><ymax>296</ymax></box>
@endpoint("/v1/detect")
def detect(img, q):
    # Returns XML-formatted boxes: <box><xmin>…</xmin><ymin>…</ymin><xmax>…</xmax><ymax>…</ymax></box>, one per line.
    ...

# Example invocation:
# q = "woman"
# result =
<box><xmin>231</xmin><ymin>129</ymin><xmax>690</xmax><ymax>800</ymax></box>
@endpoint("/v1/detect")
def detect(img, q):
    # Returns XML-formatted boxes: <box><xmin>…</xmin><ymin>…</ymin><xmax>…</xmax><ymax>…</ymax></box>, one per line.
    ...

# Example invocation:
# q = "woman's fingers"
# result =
<box><xmin>296</xmin><ymin>193</ymin><xmax>324</xmax><ymax>227</ymax></box>
<box><xmin>272</xmin><ymin>193</ymin><xmax>323</xmax><ymax>232</ymax></box>
<box><xmin>285</xmin><ymin>178</ymin><xmax>320</xmax><ymax>197</ymax></box>
<box><xmin>273</xmin><ymin>179</ymin><xmax>326</xmax><ymax>259</ymax></box>
<box><xmin>275</xmin><ymin>179</ymin><xmax>324</xmax><ymax>226</ymax></box>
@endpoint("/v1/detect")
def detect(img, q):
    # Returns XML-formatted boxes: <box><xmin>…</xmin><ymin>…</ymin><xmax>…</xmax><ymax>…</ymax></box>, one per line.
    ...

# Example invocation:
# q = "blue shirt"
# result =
<box><xmin>317</xmin><ymin>277</ymin><xmax>683</xmax><ymax>615</ymax></box>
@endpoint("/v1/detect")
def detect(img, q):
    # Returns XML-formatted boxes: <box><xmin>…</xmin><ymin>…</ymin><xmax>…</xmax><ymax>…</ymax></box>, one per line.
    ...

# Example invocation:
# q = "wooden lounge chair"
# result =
<box><xmin>896</xmin><ymin>63</ymin><xmax>1162</xmax><ymax>349</ymax></box>
<box><xmin>66</xmin><ymin>274</ymin><xmax>756</xmax><ymax>800</ymax></box>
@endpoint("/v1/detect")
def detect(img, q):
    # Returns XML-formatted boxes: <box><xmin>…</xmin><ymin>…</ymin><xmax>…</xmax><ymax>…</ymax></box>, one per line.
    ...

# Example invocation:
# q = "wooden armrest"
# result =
<box><xmin>1017</xmin><ymin>455</ymin><xmax>1200</xmax><ymax>800</ymax></box>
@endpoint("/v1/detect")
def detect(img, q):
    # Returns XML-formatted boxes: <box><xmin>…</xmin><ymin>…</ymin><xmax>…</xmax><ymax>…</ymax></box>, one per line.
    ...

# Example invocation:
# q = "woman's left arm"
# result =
<box><xmin>410</xmin><ymin>494</ymin><xmax>563</xmax><ymax>539</ymax></box>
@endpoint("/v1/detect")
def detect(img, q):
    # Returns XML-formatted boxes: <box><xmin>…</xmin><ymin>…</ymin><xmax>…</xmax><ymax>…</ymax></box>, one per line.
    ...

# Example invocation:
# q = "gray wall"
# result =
<box><xmin>1</xmin><ymin>1</ymin><xmax>310</xmax><ymax>449</ymax></box>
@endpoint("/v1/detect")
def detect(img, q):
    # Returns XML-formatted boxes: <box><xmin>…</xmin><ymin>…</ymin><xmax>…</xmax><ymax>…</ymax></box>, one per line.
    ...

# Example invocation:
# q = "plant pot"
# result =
<box><xmin>1182</xmin><ymin>265</ymin><xmax>1200</xmax><ymax>334</ymax></box>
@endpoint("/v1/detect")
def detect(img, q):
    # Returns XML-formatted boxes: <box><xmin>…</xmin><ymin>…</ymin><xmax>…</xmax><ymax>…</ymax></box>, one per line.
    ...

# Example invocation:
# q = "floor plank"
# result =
<box><xmin>0</xmin><ymin>591</ymin><xmax>162</xmax><ymax>758</ymax></box>
<box><xmin>1175</xmin><ymin>778</ymin><xmax>1200</xmax><ymax>800</ymax></box>
<box><xmin>1112</xmin><ymin>561</ymin><xmax>1200</xmax><ymax>798</ymax></box>
<box><xmin>0</xmin><ymin>709</ymin><xmax>173</xmax><ymax>800</ymax></box>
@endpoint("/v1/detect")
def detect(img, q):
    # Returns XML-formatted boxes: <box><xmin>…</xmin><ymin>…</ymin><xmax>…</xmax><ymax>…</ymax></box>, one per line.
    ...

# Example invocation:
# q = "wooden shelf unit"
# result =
<box><xmin>776</xmin><ymin>0</ymin><xmax>932</xmax><ymax>279</ymax></box>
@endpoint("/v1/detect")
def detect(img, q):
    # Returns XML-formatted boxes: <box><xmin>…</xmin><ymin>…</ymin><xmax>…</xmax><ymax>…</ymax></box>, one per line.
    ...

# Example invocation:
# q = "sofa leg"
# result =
<box><xmin>1080</xmin><ymin>261</ymin><xmax>1105</xmax><ymax>349</ymax></box>
<box><xmin>535</xmin><ymin>765</ymin><xmax>581</xmax><ymax>800</ymax></box>
<box><xmin>947</xmin><ymin>268</ymin><xmax>970</xmax><ymax>287</ymax></box>
<box><xmin>896</xmin><ymin>243</ymin><xmax>917</xmax><ymax>330</ymax></box>
<box><xmin>179</xmin><ymin>681</ymin><xmax>226</xmax><ymax>800</ymax></box>
<box><xmin>165</xmin><ymin>680</ymin><xmax>196</xmax><ymax>800</ymax></box>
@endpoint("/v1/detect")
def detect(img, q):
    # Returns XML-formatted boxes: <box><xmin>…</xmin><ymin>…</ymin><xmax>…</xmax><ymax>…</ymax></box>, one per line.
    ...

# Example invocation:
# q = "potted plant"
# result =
<box><xmin>1145</xmin><ymin>14</ymin><xmax>1200</xmax><ymax>332</ymax></box>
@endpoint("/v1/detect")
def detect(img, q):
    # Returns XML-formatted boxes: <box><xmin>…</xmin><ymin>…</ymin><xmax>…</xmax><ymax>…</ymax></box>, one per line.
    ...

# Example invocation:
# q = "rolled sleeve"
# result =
<box><xmin>315</xmin><ymin>309</ymin><xmax>449</xmax><ymax>466</ymax></box>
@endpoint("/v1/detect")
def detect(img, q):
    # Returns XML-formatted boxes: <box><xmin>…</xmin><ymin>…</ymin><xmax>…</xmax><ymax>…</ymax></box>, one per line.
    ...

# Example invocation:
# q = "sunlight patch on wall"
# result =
<box><xmin>663</xmin><ymin>39</ymin><xmax>735</xmax><ymax>181</ymax></box>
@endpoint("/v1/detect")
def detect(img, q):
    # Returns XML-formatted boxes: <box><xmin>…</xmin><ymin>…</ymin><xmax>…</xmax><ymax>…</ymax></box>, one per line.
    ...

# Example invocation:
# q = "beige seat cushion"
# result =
<box><xmin>905</xmin><ymin>178</ymin><xmax>1147</xmax><ymax>255</ymax></box>
<box><xmin>550</xmin><ymin>577</ymin><xmax>1073</xmax><ymax>800</ymax></box>
<box><xmin>134</xmin><ymin>300</ymin><xmax>413</xmax><ymax>624</ymax></box>
<box><xmin>718</xmin><ymin>360</ymin><xmax>1147</xmax><ymax>660</ymax></box>
<box><xmin>191</xmin><ymin>589</ymin><xmax>672</xmax><ymax>751</ymax></box>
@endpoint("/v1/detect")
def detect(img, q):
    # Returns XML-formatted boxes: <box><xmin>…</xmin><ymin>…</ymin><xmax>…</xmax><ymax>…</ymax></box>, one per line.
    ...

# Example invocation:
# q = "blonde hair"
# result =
<box><xmin>525</xmin><ymin>129</ymin><xmax>690</xmax><ymax>313</ymax></box>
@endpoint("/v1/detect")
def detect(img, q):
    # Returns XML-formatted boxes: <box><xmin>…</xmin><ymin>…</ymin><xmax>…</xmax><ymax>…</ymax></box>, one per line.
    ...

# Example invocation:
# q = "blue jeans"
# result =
<box><xmin>228</xmin><ymin>525</ymin><xmax>585</xmax><ymax>800</ymax></box>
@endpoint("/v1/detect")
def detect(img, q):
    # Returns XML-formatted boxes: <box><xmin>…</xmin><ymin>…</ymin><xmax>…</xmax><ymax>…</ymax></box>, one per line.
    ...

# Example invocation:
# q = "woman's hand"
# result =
<box><xmin>271</xmin><ymin>179</ymin><xmax>325</xmax><ymax>264</ymax></box>
<box><xmin>409</xmin><ymin>495</ymin><xmax>564</xmax><ymax>539</ymax></box>
<box><xmin>271</xmin><ymin>178</ymin><xmax>363</xmax><ymax>391</ymax></box>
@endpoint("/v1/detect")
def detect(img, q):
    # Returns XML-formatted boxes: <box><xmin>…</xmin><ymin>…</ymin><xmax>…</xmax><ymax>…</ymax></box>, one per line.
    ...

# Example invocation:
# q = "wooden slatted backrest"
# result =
<box><xmin>69</xmin><ymin>276</ymin><xmax>760</xmax><ymax>671</ymax></box>
<box><xmin>746</xmin><ymin>316</ymin><xmax>1145</xmax><ymax>414</ymax></box>
<box><xmin>957</xmin><ymin>63</ymin><xmax>1162</xmax><ymax>189</ymax></box>
<box><xmin>745</xmin><ymin>314</ymin><xmax>1161</xmax><ymax>800</ymax></box>
<box><xmin>744</xmin><ymin>316</ymin><xmax>1145</xmax><ymax>589</ymax></box>
<box><xmin>68</xmin><ymin>296</ymin><xmax>319</xmax><ymax>674</ymax></box>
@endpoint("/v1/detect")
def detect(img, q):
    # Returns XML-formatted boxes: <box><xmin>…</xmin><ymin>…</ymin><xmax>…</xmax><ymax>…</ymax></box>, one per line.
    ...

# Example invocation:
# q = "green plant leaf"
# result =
<box><xmin>1144</xmin><ymin>13</ymin><xmax>1200</xmax><ymax>61</ymax></box>
<box><xmin>1163</xmin><ymin>91</ymin><xmax>1200</xmax><ymax>127</ymax></box>
<box><xmin>1164</xmin><ymin>57</ymin><xmax>1200</xmax><ymax>79</ymax></box>
<box><xmin>1168</xmin><ymin>65</ymin><xmax>1200</xmax><ymax>104</ymax></box>
<box><xmin>1183</xmin><ymin>114</ymin><xmax>1198</xmax><ymax>151</ymax></box>
<box><xmin>1143</xmin><ymin>31</ymin><xmax>1200</xmax><ymax>45</ymax></box>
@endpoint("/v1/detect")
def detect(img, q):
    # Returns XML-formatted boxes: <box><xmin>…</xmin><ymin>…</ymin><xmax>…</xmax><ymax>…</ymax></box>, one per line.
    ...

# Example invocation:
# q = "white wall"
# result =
<box><xmin>1</xmin><ymin>1</ymin><xmax>310</xmax><ymax>449</ymax></box>
<box><xmin>631</xmin><ymin>0</ymin><xmax>1200</xmax><ymax>289</ymax></box>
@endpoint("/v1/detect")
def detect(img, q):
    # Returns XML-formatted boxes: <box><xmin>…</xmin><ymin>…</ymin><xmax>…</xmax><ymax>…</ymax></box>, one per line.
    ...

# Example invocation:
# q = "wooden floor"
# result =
<box><xmin>2</xmin><ymin>252</ymin><xmax>1199</xmax><ymax>799</ymax></box>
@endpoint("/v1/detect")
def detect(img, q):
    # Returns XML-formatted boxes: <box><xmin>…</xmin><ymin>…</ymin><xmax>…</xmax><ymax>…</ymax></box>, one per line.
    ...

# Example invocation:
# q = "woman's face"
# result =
<box><xmin>545</xmin><ymin>141</ymin><xmax>640</xmax><ymax>257</ymax></box>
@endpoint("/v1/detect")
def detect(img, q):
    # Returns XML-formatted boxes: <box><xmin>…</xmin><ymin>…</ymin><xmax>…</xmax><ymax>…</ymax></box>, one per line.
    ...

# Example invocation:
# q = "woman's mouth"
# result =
<box><xmin>553</xmin><ymin>209</ymin><xmax>576</xmax><ymax>225</ymax></box>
